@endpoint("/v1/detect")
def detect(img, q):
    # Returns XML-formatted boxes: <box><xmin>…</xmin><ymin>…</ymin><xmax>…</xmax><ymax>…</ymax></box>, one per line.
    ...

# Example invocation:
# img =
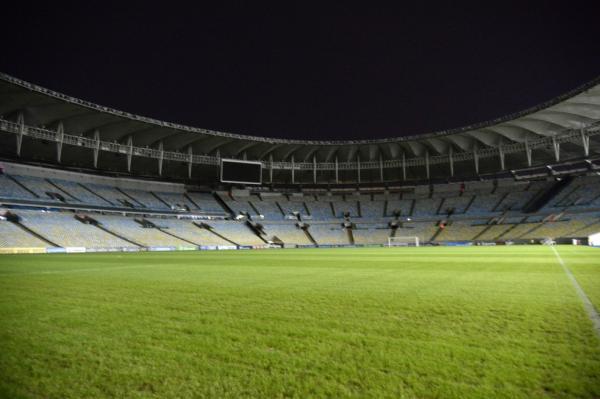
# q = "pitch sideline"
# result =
<box><xmin>551</xmin><ymin>246</ymin><xmax>600</xmax><ymax>339</ymax></box>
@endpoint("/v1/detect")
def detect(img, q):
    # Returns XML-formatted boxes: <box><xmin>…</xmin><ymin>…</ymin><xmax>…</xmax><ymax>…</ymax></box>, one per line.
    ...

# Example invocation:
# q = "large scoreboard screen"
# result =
<box><xmin>220</xmin><ymin>159</ymin><xmax>262</xmax><ymax>185</ymax></box>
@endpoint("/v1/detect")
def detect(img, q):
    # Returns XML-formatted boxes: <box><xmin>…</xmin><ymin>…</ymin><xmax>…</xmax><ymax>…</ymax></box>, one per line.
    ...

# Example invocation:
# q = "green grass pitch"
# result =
<box><xmin>1</xmin><ymin>246</ymin><xmax>599</xmax><ymax>398</ymax></box>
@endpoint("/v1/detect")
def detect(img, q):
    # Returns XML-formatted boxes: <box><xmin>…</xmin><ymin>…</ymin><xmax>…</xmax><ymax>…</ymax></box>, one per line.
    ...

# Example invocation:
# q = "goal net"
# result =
<box><xmin>388</xmin><ymin>236</ymin><xmax>420</xmax><ymax>247</ymax></box>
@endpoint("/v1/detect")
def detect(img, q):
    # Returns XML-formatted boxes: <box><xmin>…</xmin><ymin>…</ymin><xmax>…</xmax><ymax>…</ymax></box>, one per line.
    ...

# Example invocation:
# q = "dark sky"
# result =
<box><xmin>1</xmin><ymin>3</ymin><xmax>599</xmax><ymax>140</ymax></box>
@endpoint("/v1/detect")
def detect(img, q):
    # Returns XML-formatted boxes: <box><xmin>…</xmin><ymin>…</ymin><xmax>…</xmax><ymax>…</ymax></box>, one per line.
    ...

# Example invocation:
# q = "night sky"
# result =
<box><xmin>1</xmin><ymin>3</ymin><xmax>599</xmax><ymax>141</ymax></box>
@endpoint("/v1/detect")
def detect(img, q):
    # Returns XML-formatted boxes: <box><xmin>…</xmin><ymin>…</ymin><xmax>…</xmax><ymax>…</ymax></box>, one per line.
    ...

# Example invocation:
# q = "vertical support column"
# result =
<box><xmin>157</xmin><ymin>141</ymin><xmax>164</xmax><ymax>176</ymax></box>
<box><xmin>499</xmin><ymin>145</ymin><xmax>505</xmax><ymax>170</ymax></box>
<box><xmin>126</xmin><ymin>136</ymin><xmax>133</xmax><ymax>172</ymax></box>
<box><xmin>56</xmin><ymin>122</ymin><xmax>64</xmax><ymax>163</ymax></box>
<box><xmin>93</xmin><ymin>129</ymin><xmax>100</xmax><ymax>168</ymax></box>
<box><xmin>335</xmin><ymin>156</ymin><xmax>339</xmax><ymax>184</ymax></box>
<box><xmin>473</xmin><ymin>145</ymin><xmax>479</xmax><ymax>175</ymax></box>
<box><xmin>269</xmin><ymin>154</ymin><xmax>273</xmax><ymax>183</ymax></box>
<box><xmin>291</xmin><ymin>155</ymin><xmax>295</xmax><ymax>184</ymax></box>
<box><xmin>448</xmin><ymin>146</ymin><xmax>454</xmax><ymax>177</ymax></box>
<box><xmin>357</xmin><ymin>154</ymin><xmax>361</xmax><ymax>184</ymax></box>
<box><xmin>242</xmin><ymin>152</ymin><xmax>247</xmax><ymax>160</ymax></box>
<box><xmin>313</xmin><ymin>155</ymin><xmax>317</xmax><ymax>184</ymax></box>
<box><xmin>552</xmin><ymin>136</ymin><xmax>560</xmax><ymax>162</ymax></box>
<box><xmin>16</xmin><ymin>112</ymin><xmax>25</xmax><ymax>157</ymax></box>
<box><xmin>379</xmin><ymin>154</ymin><xmax>384</xmax><ymax>182</ymax></box>
<box><xmin>581</xmin><ymin>129</ymin><xmax>590</xmax><ymax>157</ymax></box>
<box><xmin>402</xmin><ymin>152</ymin><xmax>406</xmax><ymax>181</ymax></box>
<box><xmin>187</xmin><ymin>146</ymin><xmax>193</xmax><ymax>179</ymax></box>
<box><xmin>215</xmin><ymin>149</ymin><xmax>221</xmax><ymax>179</ymax></box>
<box><xmin>525</xmin><ymin>139</ymin><xmax>532</xmax><ymax>167</ymax></box>
<box><xmin>425</xmin><ymin>150</ymin><xmax>430</xmax><ymax>180</ymax></box>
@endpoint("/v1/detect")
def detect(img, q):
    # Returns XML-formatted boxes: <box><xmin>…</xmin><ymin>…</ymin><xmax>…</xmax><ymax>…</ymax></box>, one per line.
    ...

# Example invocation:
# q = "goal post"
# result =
<box><xmin>388</xmin><ymin>236</ymin><xmax>420</xmax><ymax>247</ymax></box>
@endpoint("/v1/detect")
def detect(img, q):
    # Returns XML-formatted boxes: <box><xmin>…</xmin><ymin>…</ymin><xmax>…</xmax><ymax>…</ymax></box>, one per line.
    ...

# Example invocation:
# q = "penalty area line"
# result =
<box><xmin>550</xmin><ymin>246</ymin><xmax>600</xmax><ymax>339</ymax></box>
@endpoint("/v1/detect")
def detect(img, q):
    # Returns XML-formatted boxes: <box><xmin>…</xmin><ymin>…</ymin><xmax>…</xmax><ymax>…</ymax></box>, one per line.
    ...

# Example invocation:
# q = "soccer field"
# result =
<box><xmin>1</xmin><ymin>246</ymin><xmax>599</xmax><ymax>398</ymax></box>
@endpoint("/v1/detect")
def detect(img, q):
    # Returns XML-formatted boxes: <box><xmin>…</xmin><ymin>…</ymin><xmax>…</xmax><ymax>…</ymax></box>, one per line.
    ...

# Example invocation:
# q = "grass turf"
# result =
<box><xmin>0</xmin><ymin>246</ymin><xmax>599</xmax><ymax>398</ymax></box>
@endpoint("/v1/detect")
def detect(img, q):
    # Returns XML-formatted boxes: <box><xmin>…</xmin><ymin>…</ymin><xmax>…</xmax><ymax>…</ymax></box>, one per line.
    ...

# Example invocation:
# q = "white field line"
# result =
<box><xmin>551</xmin><ymin>246</ymin><xmax>600</xmax><ymax>339</ymax></box>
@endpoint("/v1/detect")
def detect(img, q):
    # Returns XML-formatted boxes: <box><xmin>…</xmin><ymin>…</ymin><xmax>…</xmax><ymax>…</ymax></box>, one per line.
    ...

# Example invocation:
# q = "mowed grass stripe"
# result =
<box><xmin>1</xmin><ymin>247</ymin><xmax>599</xmax><ymax>398</ymax></box>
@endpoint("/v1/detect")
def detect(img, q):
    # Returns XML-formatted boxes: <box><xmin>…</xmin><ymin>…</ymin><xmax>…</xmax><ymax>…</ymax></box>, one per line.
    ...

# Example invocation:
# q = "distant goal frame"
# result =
<box><xmin>387</xmin><ymin>236</ymin><xmax>420</xmax><ymax>247</ymax></box>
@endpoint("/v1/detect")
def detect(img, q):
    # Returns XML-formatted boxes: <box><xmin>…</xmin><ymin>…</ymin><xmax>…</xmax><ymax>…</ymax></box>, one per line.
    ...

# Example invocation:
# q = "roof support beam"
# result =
<box><xmin>425</xmin><ymin>150</ymin><xmax>430</xmax><ymax>179</ymax></box>
<box><xmin>357</xmin><ymin>154</ymin><xmax>361</xmax><ymax>183</ymax></box>
<box><xmin>335</xmin><ymin>156</ymin><xmax>339</xmax><ymax>183</ymax></box>
<box><xmin>16</xmin><ymin>112</ymin><xmax>24</xmax><ymax>157</ymax></box>
<box><xmin>525</xmin><ymin>139</ymin><xmax>532</xmax><ymax>167</ymax></box>
<box><xmin>158</xmin><ymin>141</ymin><xmax>164</xmax><ymax>176</ymax></box>
<box><xmin>269</xmin><ymin>154</ymin><xmax>273</xmax><ymax>183</ymax></box>
<box><xmin>187</xmin><ymin>146</ymin><xmax>193</xmax><ymax>179</ymax></box>
<box><xmin>582</xmin><ymin>129</ymin><xmax>590</xmax><ymax>156</ymax></box>
<box><xmin>448</xmin><ymin>146</ymin><xmax>454</xmax><ymax>177</ymax></box>
<box><xmin>127</xmin><ymin>136</ymin><xmax>133</xmax><ymax>172</ymax></box>
<box><xmin>499</xmin><ymin>145</ymin><xmax>505</xmax><ymax>170</ymax></box>
<box><xmin>402</xmin><ymin>152</ymin><xmax>406</xmax><ymax>181</ymax></box>
<box><xmin>473</xmin><ymin>144</ymin><xmax>479</xmax><ymax>175</ymax></box>
<box><xmin>552</xmin><ymin>136</ymin><xmax>560</xmax><ymax>162</ymax></box>
<box><xmin>379</xmin><ymin>154</ymin><xmax>384</xmax><ymax>181</ymax></box>
<box><xmin>93</xmin><ymin>129</ymin><xmax>100</xmax><ymax>168</ymax></box>
<box><xmin>291</xmin><ymin>155</ymin><xmax>295</xmax><ymax>184</ymax></box>
<box><xmin>56</xmin><ymin>122</ymin><xmax>64</xmax><ymax>163</ymax></box>
<box><xmin>313</xmin><ymin>155</ymin><xmax>317</xmax><ymax>184</ymax></box>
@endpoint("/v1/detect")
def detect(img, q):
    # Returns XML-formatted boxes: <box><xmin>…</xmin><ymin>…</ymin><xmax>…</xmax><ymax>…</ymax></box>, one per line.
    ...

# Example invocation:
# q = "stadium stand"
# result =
<box><xmin>16</xmin><ymin>210</ymin><xmax>134</xmax><ymax>248</ymax></box>
<box><xmin>186</xmin><ymin>192</ymin><xmax>227</xmax><ymax>213</ymax></box>
<box><xmin>146</xmin><ymin>218</ymin><xmax>231</xmax><ymax>246</ymax></box>
<box><xmin>308</xmin><ymin>223</ymin><xmax>350</xmax><ymax>245</ymax></box>
<box><xmin>0</xmin><ymin>73</ymin><xmax>599</xmax><ymax>251</ymax></box>
<box><xmin>261</xmin><ymin>222</ymin><xmax>313</xmax><ymax>246</ymax></box>
<box><xmin>0</xmin><ymin>174</ymin><xmax>38</xmax><ymax>200</ymax></box>
<box><xmin>0</xmin><ymin>218</ymin><xmax>48</xmax><ymax>247</ymax></box>
<box><xmin>205</xmin><ymin>220</ymin><xmax>265</xmax><ymax>246</ymax></box>
<box><xmin>93</xmin><ymin>215</ymin><xmax>190</xmax><ymax>247</ymax></box>
<box><xmin>352</xmin><ymin>223</ymin><xmax>390</xmax><ymax>245</ymax></box>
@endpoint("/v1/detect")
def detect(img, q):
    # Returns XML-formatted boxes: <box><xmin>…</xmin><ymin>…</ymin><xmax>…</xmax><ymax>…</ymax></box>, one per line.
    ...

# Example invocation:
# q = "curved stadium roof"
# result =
<box><xmin>0</xmin><ymin>72</ymin><xmax>599</xmax><ymax>184</ymax></box>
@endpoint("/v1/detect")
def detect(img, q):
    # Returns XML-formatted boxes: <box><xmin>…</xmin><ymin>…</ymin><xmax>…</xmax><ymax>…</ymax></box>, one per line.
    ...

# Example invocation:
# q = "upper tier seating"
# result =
<box><xmin>120</xmin><ymin>188</ymin><xmax>171</xmax><ymax>210</ymax></box>
<box><xmin>306</xmin><ymin>201</ymin><xmax>334</xmax><ymax>220</ymax></box>
<box><xmin>440</xmin><ymin>196</ymin><xmax>473</xmax><ymax>214</ymax></box>
<box><xmin>278</xmin><ymin>197</ymin><xmax>308</xmax><ymax>217</ymax></box>
<box><xmin>386</xmin><ymin>199</ymin><xmax>413</xmax><ymax>216</ymax></box>
<box><xmin>11</xmin><ymin>175</ymin><xmax>67</xmax><ymax>202</ymax></box>
<box><xmin>466</xmin><ymin>194</ymin><xmax>502</xmax><ymax>214</ymax></box>
<box><xmin>186</xmin><ymin>193</ymin><xmax>226</xmax><ymax>213</ymax></box>
<box><xmin>252</xmin><ymin>200</ymin><xmax>284</xmax><ymax>219</ymax></box>
<box><xmin>50</xmin><ymin>179</ymin><xmax>112</xmax><ymax>206</ymax></box>
<box><xmin>154</xmin><ymin>192</ymin><xmax>198</xmax><ymax>210</ymax></box>
<box><xmin>0</xmin><ymin>174</ymin><xmax>37</xmax><ymax>200</ymax></box>
<box><xmin>359</xmin><ymin>199</ymin><xmax>385</xmax><ymax>218</ymax></box>
<box><xmin>412</xmin><ymin>198</ymin><xmax>442</xmax><ymax>216</ymax></box>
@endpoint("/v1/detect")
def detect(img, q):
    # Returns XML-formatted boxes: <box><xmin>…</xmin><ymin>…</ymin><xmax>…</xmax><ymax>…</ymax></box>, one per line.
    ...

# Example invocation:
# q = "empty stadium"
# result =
<box><xmin>2</xmin><ymin>7</ymin><xmax>600</xmax><ymax>397</ymax></box>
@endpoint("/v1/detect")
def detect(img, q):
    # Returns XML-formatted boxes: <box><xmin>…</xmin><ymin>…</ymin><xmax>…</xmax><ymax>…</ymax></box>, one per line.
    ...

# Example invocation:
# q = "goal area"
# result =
<box><xmin>388</xmin><ymin>236</ymin><xmax>420</xmax><ymax>247</ymax></box>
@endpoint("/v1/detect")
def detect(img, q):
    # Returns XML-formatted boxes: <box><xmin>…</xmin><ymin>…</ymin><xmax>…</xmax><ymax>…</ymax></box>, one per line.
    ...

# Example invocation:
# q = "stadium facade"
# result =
<box><xmin>1</xmin><ymin>73</ymin><xmax>600</xmax><ymax>253</ymax></box>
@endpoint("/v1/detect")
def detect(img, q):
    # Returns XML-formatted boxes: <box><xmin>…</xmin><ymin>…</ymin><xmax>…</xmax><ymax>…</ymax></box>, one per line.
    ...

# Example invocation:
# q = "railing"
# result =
<box><xmin>0</xmin><ymin>117</ymin><xmax>598</xmax><ymax>173</ymax></box>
